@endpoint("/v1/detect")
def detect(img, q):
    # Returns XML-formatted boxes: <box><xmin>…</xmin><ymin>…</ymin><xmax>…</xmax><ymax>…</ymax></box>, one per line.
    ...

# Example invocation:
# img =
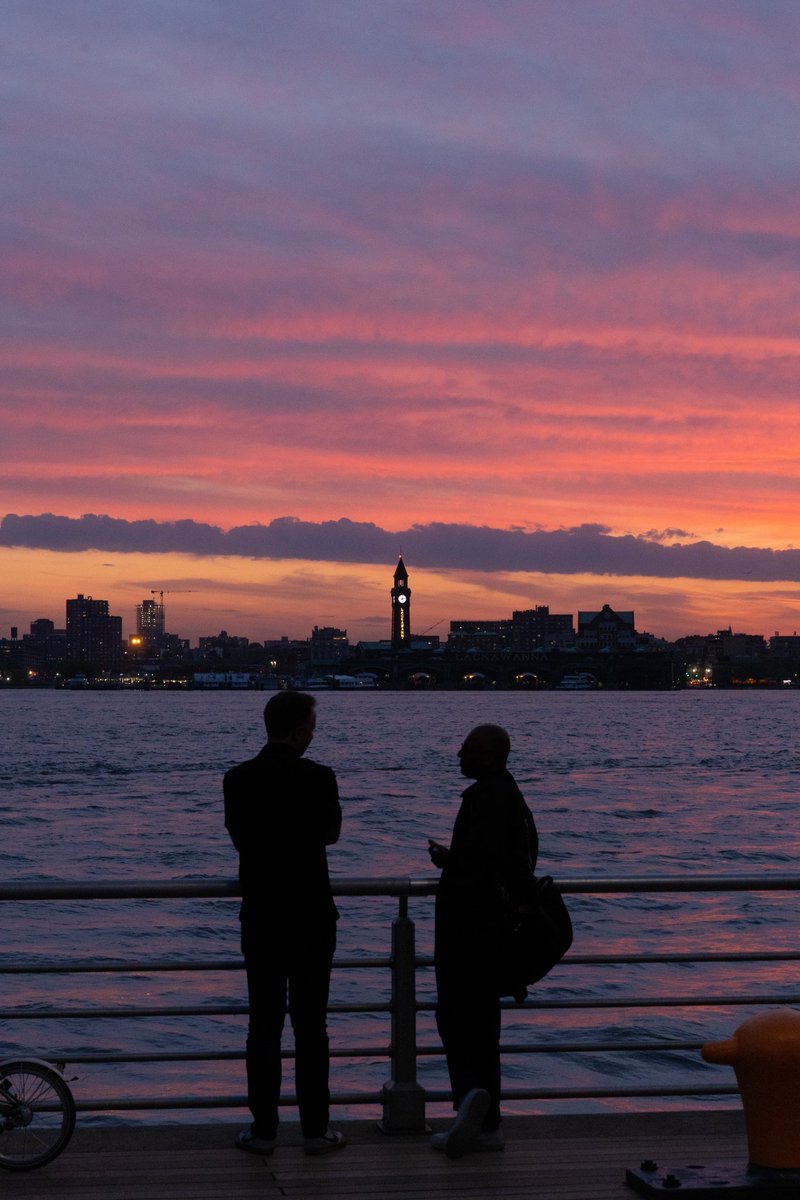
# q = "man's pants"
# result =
<box><xmin>435</xmin><ymin>953</ymin><xmax>502</xmax><ymax>1130</ymax></box>
<box><xmin>242</xmin><ymin>918</ymin><xmax>336</xmax><ymax>1139</ymax></box>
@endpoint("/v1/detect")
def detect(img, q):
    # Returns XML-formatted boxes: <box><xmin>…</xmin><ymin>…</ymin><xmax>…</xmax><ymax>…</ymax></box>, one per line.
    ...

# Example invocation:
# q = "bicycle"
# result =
<box><xmin>0</xmin><ymin>1058</ymin><xmax>76</xmax><ymax>1170</ymax></box>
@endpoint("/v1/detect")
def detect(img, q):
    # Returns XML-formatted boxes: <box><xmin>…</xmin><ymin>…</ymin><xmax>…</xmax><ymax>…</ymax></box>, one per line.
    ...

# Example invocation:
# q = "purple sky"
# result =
<box><xmin>4</xmin><ymin>2</ymin><xmax>800</xmax><ymax>641</ymax></box>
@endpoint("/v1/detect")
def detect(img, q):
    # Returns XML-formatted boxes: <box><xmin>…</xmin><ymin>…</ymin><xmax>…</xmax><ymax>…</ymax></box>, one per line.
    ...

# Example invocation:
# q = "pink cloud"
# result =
<box><xmin>4</xmin><ymin>0</ymin><xmax>800</xmax><ymax>635</ymax></box>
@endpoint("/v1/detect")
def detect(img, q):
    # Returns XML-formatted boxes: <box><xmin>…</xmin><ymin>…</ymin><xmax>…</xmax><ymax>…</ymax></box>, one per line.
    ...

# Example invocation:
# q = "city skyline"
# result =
<box><xmin>3</xmin><ymin>571</ymin><xmax>796</xmax><ymax>651</ymax></box>
<box><xmin>4</xmin><ymin>4</ymin><xmax>800</xmax><ymax>643</ymax></box>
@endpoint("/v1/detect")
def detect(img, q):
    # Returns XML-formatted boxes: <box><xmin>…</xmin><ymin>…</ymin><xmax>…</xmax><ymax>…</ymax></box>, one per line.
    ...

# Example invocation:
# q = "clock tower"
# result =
<box><xmin>391</xmin><ymin>556</ymin><xmax>411</xmax><ymax>649</ymax></box>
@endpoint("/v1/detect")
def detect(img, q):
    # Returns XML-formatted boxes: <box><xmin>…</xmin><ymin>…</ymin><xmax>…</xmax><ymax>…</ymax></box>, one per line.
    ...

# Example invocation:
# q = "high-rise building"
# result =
<box><xmin>136</xmin><ymin>598</ymin><xmax>165</xmax><ymax>651</ymax></box>
<box><xmin>66</xmin><ymin>594</ymin><xmax>122</xmax><ymax>673</ymax></box>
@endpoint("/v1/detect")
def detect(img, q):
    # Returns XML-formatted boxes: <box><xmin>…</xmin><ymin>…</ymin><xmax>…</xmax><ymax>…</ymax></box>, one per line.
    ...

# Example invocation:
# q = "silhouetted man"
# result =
<box><xmin>428</xmin><ymin>723</ymin><xmax>538</xmax><ymax>1157</ymax></box>
<box><xmin>224</xmin><ymin>690</ymin><xmax>345</xmax><ymax>1156</ymax></box>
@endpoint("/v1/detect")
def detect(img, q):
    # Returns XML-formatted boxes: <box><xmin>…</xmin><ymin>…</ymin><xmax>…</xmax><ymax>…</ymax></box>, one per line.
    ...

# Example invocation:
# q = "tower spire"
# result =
<box><xmin>391</xmin><ymin>556</ymin><xmax>411</xmax><ymax>648</ymax></box>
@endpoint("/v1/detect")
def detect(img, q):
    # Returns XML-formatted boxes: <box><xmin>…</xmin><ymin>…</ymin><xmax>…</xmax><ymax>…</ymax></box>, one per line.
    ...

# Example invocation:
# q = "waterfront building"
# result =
<box><xmin>197</xmin><ymin>630</ymin><xmax>250</xmax><ymax>658</ymax></box>
<box><xmin>21</xmin><ymin>619</ymin><xmax>66</xmax><ymax>676</ymax></box>
<box><xmin>264</xmin><ymin>637</ymin><xmax>312</xmax><ymax>677</ymax></box>
<box><xmin>447</xmin><ymin>619</ymin><xmax>514</xmax><ymax>656</ymax></box>
<box><xmin>65</xmin><ymin>594</ymin><xmax>123</xmax><ymax>673</ymax></box>
<box><xmin>577</xmin><ymin>605</ymin><xmax>636</xmax><ymax>650</ymax></box>
<box><xmin>512</xmin><ymin>605</ymin><xmax>574</xmax><ymax>652</ymax></box>
<box><xmin>711</xmin><ymin>629</ymin><xmax>768</xmax><ymax>660</ymax></box>
<box><xmin>770</xmin><ymin>633</ymin><xmax>800</xmax><ymax>657</ymax></box>
<box><xmin>310</xmin><ymin>625</ymin><xmax>349</xmax><ymax>665</ymax></box>
<box><xmin>675</xmin><ymin>628</ymin><xmax>768</xmax><ymax>665</ymax></box>
<box><xmin>674</xmin><ymin>627</ymin><xmax>769</xmax><ymax>686</ymax></box>
<box><xmin>409</xmin><ymin>634</ymin><xmax>440</xmax><ymax>651</ymax></box>
<box><xmin>672</xmin><ymin>634</ymin><xmax>708</xmax><ymax>661</ymax></box>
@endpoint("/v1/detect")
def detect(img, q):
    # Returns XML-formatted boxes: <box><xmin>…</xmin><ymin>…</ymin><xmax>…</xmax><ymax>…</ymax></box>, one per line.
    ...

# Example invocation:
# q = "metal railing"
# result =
<box><xmin>4</xmin><ymin>874</ymin><xmax>800</xmax><ymax>1129</ymax></box>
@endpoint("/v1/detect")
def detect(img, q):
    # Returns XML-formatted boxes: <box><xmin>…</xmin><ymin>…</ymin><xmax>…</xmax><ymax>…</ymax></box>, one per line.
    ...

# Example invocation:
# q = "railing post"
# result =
<box><xmin>379</xmin><ymin>894</ymin><xmax>428</xmax><ymax>1132</ymax></box>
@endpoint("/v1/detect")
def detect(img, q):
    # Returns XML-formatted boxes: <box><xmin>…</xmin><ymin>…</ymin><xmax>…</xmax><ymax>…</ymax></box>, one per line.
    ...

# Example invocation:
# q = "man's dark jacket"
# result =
<box><xmin>436</xmin><ymin>768</ymin><xmax>538</xmax><ymax>955</ymax></box>
<box><xmin>224</xmin><ymin>742</ymin><xmax>342</xmax><ymax>924</ymax></box>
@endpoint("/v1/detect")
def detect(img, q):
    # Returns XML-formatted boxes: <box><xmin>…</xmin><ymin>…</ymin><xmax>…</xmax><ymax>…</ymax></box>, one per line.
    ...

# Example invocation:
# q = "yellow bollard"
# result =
<box><xmin>702</xmin><ymin>1008</ymin><xmax>800</xmax><ymax>1170</ymax></box>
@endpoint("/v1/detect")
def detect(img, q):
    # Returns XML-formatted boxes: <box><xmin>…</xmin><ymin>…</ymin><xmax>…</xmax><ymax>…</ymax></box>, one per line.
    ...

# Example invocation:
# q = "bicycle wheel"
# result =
<box><xmin>0</xmin><ymin>1059</ymin><xmax>76</xmax><ymax>1170</ymax></box>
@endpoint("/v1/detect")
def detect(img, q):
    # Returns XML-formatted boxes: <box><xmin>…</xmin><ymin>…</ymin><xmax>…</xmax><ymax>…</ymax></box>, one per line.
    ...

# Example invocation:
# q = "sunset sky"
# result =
<box><xmin>4</xmin><ymin>1</ymin><xmax>800</xmax><ymax>644</ymax></box>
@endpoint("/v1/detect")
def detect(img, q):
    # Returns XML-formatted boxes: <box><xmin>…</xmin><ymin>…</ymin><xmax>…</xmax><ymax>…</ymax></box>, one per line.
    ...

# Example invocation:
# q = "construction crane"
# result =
<box><xmin>150</xmin><ymin>590</ymin><xmax>196</xmax><ymax>602</ymax></box>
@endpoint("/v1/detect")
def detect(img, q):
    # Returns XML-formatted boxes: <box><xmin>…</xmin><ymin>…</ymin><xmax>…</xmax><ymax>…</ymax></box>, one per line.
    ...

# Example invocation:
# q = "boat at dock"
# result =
<box><xmin>293</xmin><ymin>674</ymin><xmax>379</xmax><ymax>689</ymax></box>
<box><xmin>555</xmin><ymin>671</ymin><xmax>597</xmax><ymax>690</ymax></box>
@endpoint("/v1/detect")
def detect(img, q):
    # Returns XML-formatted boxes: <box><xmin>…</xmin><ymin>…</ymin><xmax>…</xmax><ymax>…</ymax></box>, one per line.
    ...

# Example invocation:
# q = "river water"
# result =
<box><xmin>2</xmin><ymin>688</ymin><xmax>799</xmax><ymax>1122</ymax></box>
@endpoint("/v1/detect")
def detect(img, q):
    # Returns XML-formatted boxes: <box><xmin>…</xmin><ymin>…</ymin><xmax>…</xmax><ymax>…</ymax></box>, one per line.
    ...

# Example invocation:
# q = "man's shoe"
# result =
<box><xmin>235</xmin><ymin>1126</ymin><xmax>276</xmax><ymax>1155</ymax></box>
<box><xmin>474</xmin><ymin>1125</ymin><xmax>505</xmax><ymax>1151</ymax></box>
<box><xmin>441</xmin><ymin>1088</ymin><xmax>491</xmax><ymax>1159</ymax></box>
<box><xmin>431</xmin><ymin>1121</ymin><xmax>504</xmax><ymax>1155</ymax></box>
<box><xmin>303</xmin><ymin>1127</ymin><xmax>347</xmax><ymax>1156</ymax></box>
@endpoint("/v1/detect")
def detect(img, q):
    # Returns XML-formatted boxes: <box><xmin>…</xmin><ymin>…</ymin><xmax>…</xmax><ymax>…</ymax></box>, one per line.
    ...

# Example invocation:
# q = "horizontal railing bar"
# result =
<box><xmin>0</xmin><ymin>881</ymin><xmax>245</xmax><ymax>901</ymax></box>
<box><xmin>69</xmin><ymin>1083</ymin><xmax>740</xmax><ymax>1113</ymax></box>
<box><xmin>480</xmin><ymin>1040</ymin><xmax>705</xmax><ymax>1054</ymax></box>
<box><xmin>5</xmin><ymin>1002</ymin><xmax>390</xmax><ymax>1019</ymax></box>
<box><xmin>4</xmin><ymin>950</ymin><xmax>800</xmax><ymax>976</ymax></box>
<box><xmin>3</xmin><ymin>872</ymin><xmax>800</xmax><ymax>903</ymax></box>
<box><xmin>419</xmin><ymin>952</ymin><xmax>800</xmax><ymax>967</ymax></box>
<box><xmin>563</xmin><ymin>875</ymin><xmax>800</xmax><ymax>893</ymax></box>
<box><xmin>71</xmin><ymin>1092</ymin><xmax>380</xmax><ymax>1112</ymax></box>
<box><xmin>0</xmin><ymin>956</ymin><xmax>390</xmax><ymax>974</ymax></box>
<box><xmin>40</xmin><ymin>1047</ymin><xmax>392</xmax><ymax>1063</ymax></box>
<box><xmin>501</xmin><ymin>992</ymin><xmax>800</xmax><ymax>1009</ymax></box>
<box><xmin>416</xmin><ymin>952</ymin><xmax>800</xmax><ymax>969</ymax></box>
<box><xmin>553</xmin><ymin>951</ymin><xmax>800</xmax><ymax>964</ymax></box>
<box><xmin>0</xmin><ymin>877</ymin><xmax>438</xmax><ymax>901</ymax></box>
<box><xmin>425</xmin><ymin>1085</ymin><xmax>739</xmax><ymax>1100</ymax></box>
<box><xmin>498</xmin><ymin>1085</ymin><xmax>739</xmax><ymax>1100</ymax></box>
<box><xmin>498</xmin><ymin>991</ymin><xmax>800</xmax><ymax>1011</ymax></box>
<box><xmin>505</xmin><ymin>992</ymin><xmax>800</xmax><ymax>1009</ymax></box>
<box><xmin>5</xmin><ymin>950</ymin><xmax>800</xmax><ymax>980</ymax></box>
<box><xmin>42</xmin><ymin>1039</ymin><xmax>708</xmax><ymax>1065</ymax></box>
<box><xmin>4</xmin><ymin>1006</ymin><xmax>250</xmax><ymax>1019</ymax></box>
<box><xmin>10</xmin><ymin>989</ymin><xmax>800</xmax><ymax>1022</ymax></box>
<box><xmin>0</xmin><ymin>960</ymin><xmax>240</xmax><ymax>974</ymax></box>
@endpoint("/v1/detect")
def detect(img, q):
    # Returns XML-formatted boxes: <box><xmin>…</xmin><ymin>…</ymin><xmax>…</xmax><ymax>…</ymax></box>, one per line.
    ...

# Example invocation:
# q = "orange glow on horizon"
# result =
<box><xmin>3</xmin><ymin>546</ymin><xmax>800</xmax><ymax>648</ymax></box>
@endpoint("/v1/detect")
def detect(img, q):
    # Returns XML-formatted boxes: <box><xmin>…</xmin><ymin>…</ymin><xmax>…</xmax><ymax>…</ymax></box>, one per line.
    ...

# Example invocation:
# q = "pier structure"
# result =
<box><xmin>1</xmin><ymin>1111</ymin><xmax>748</xmax><ymax>1200</ymax></box>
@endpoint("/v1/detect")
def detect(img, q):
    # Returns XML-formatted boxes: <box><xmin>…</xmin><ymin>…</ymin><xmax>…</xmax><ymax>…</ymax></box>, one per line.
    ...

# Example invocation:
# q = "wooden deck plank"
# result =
<box><xmin>0</xmin><ymin>1112</ymin><xmax>749</xmax><ymax>1200</ymax></box>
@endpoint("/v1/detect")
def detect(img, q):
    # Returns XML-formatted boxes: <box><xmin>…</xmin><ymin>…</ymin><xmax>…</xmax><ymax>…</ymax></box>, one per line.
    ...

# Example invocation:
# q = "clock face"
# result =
<box><xmin>397</xmin><ymin>594</ymin><xmax>407</xmax><ymax>603</ymax></box>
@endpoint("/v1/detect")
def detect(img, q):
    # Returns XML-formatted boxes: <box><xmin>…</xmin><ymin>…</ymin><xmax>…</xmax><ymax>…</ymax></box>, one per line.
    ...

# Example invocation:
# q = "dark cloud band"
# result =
<box><xmin>2</xmin><ymin>512</ymin><xmax>799</xmax><ymax>584</ymax></box>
